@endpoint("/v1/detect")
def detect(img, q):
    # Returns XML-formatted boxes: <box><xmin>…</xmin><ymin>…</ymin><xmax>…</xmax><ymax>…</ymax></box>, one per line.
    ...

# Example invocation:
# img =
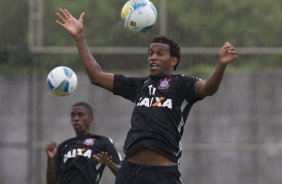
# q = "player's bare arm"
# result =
<box><xmin>56</xmin><ymin>8</ymin><xmax>114</xmax><ymax>92</ymax></box>
<box><xmin>195</xmin><ymin>42</ymin><xmax>237</xmax><ymax>98</ymax></box>
<box><xmin>46</xmin><ymin>141</ymin><xmax>58</xmax><ymax>184</ymax></box>
<box><xmin>93</xmin><ymin>151</ymin><xmax>120</xmax><ymax>176</ymax></box>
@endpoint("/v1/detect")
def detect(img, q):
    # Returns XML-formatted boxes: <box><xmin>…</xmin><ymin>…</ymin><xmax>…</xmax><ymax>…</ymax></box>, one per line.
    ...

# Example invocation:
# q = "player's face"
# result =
<box><xmin>70</xmin><ymin>106</ymin><xmax>92</xmax><ymax>136</ymax></box>
<box><xmin>148</xmin><ymin>43</ymin><xmax>178</xmax><ymax>76</ymax></box>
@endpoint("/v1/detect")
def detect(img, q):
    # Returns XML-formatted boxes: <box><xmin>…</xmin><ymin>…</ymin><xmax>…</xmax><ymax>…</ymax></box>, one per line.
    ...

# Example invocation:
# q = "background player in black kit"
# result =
<box><xmin>55</xmin><ymin>9</ymin><xmax>237</xmax><ymax>184</ymax></box>
<box><xmin>45</xmin><ymin>102</ymin><xmax>122</xmax><ymax>184</ymax></box>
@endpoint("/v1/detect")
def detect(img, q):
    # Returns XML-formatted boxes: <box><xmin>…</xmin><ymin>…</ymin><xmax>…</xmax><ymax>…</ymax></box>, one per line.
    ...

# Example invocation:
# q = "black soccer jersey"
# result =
<box><xmin>113</xmin><ymin>74</ymin><xmax>202</xmax><ymax>163</ymax></box>
<box><xmin>55</xmin><ymin>134</ymin><xmax>122</xmax><ymax>184</ymax></box>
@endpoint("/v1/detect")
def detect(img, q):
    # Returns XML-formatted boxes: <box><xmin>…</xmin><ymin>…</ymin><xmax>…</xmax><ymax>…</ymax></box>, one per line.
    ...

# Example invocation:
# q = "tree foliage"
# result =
<box><xmin>1</xmin><ymin>0</ymin><xmax>282</xmax><ymax>74</ymax></box>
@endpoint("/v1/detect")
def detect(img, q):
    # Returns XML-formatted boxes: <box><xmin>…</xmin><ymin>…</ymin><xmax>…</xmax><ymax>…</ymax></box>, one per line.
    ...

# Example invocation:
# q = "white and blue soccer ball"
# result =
<box><xmin>47</xmin><ymin>66</ymin><xmax>77</xmax><ymax>96</ymax></box>
<box><xmin>121</xmin><ymin>0</ymin><xmax>157</xmax><ymax>32</ymax></box>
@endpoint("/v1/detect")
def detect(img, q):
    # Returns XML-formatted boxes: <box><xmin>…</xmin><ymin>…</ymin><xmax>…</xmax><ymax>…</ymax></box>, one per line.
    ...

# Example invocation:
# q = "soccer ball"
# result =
<box><xmin>121</xmin><ymin>0</ymin><xmax>157</xmax><ymax>32</ymax></box>
<box><xmin>47</xmin><ymin>66</ymin><xmax>77</xmax><ymax>96</ymax></box>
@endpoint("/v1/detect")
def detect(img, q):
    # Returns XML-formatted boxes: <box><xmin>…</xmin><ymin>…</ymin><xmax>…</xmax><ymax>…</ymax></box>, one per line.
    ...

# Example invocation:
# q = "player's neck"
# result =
<box><xmin>76</xmin><ymin>132</ymin><xmax>90</xmax><ymax>137</ymax></box>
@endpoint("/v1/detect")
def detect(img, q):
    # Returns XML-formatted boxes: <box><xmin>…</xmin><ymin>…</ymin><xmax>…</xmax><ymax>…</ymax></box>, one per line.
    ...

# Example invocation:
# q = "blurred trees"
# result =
<box><xmin>43</xmin><ymin>0</ymin><xmax>282</xmax><ymax>47</ymax></box>
<box><xmin>0</xmin><ymin>0</ymin><xmax>29</xmax><ymax>74</ymax></box>
<box><xmin>1</xmin><ymin>0</ymin><xmax>282</xmax><ymax>74</ymax></box>
<box><xmin>168</xmin><ymin>0</ymin><xmax>282</xmax><ymax>47</ymax></box>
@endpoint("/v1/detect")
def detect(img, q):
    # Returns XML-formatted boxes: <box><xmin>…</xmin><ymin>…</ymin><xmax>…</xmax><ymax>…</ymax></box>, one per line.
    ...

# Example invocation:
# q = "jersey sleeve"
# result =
<box><xmin>113</xmin><ymin>74</ymin><xmax>138</xmax><ymax>102</ymax></box>
<box><xmin>104</xmin><ymin>137</ymin><xmax>122</xmax><ymax>165</ymax></box>
<box><xmin>182</xmin><ymin>75</ymin><xmax>203</xmax><ymax>104</ymax></box>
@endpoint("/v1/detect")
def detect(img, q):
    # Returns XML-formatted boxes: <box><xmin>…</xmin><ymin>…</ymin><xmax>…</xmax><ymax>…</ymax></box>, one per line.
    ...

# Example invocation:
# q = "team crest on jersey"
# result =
<box><xmin>158</xmin><ymin>78</ymin><xmax>172</xmax><ymax>90</ymax></box>
<box><xmin>83</xmin><ymin>138</ymin><xmax>95</xmax><ymax>146</ymax></box>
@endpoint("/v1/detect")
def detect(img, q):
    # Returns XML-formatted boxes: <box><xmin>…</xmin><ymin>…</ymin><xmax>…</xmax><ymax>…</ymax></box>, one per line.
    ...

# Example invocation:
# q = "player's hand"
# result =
<box><xmin>56</xmin><ymin>8</ymin><xmax>85</xmax><ymax>38</ymax></box>
<box><xmin>45</xmin><ymin>141</ymin><xmax>58</xmax><ymax>159</ymax></box>
<box><xmin>93</xmin><ymin>151</ymin><xmax>113</xmax><ymax>165</ymax></box>
<box><xmin>219</xmin><ymin>42</ymin><xmax>237</xmax><ymax>65</ymax></box>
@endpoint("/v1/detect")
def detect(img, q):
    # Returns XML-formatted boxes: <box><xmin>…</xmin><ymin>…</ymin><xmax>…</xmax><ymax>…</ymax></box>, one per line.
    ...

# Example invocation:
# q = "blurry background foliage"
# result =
<box><xmin>1</xmin><ymin>0</ymin><xmax>282</xmax><ymax>76</ymax></box>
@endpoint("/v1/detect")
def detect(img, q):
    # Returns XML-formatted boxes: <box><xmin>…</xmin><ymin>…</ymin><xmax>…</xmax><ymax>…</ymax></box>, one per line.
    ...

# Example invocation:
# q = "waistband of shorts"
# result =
<box><xmin>122</xmin><ymin>160</ymin><xmax>179</xmax><ymax>170</ymax></box>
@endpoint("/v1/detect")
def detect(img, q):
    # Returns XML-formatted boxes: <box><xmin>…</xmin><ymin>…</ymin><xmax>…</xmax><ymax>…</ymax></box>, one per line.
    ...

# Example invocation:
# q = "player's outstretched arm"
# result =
<box><xmin>195</xmin><ymin>42</ymin><xmax>237</xmax><ymax>98</ymax></box>
<box><xmin>56</xmin><ymin>8</ymin><xmax>114</xmax><ymax>92</ymax></box>
<box><xmin>46</xmin><ymin>141</ymin><xmax>58</xmax><ymax>184</ymax></box>
<box><xmin>93</xmin><ymin>152</ymin><xmax>120</xmax><ymax>176</ymax></box>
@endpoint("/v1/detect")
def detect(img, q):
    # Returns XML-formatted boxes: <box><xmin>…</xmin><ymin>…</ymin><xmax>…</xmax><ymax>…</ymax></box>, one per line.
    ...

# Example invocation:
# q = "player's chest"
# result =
<box><xmin>137</xmin><ymin>78</ymin><xmax>180</xmax><ymax>109</ymax></box>
<box><xmin>140</xmin><ymin>77</ymin><xmax>176</xmax><ymax>96</ymax></box>
<box><xmin>61</xmin><ymin>138</ymin><xmax>104</xmax><ymax>159</ymax></box>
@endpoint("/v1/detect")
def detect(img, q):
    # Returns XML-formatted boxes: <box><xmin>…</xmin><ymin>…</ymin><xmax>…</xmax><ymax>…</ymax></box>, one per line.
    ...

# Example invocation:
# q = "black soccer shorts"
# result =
<box><xmin>115</xmin><ymin>161</ymin><xmax>182</xmax><ymax>184</ymax></box>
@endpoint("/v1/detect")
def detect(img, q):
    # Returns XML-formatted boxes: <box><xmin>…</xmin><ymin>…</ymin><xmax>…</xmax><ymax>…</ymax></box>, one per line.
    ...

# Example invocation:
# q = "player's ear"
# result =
<box><xmin>89</xmin><ymin>114</ymin><xmax>94</xmax><ymax>123</ymax></box>
<box><xmin>171</xmin><ymin>57</ymin><xmax>178</xmax><ymax>68</ymax></box>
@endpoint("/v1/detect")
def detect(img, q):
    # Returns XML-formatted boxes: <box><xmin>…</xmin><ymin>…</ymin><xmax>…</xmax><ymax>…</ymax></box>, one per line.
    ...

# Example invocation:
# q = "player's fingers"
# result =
<box><xmin>223</xmin><ymin>42</ymin><xmax>235</xmax><ymax>50</ymax></box>
<box><xmin>79</xmin><ymin>12</ymin><xmax>85</xmax><ymax>23</ymax></box>
<box><xmin>47</xmin><ymin>142</ymin><xmax>57</xmax><ymax>150</ymax></box>
<box><xmin>227</xmin><ymin>50</ymin><xmax>236</xmax><ymax>54</ymax></box>
<box><xmin>226</xmin><ymin>48</ymin><xmax>236</xmax><ymax>53</ymax></box>
<box><xmin>93</xmin><ymin>155</ymin><xmax>101</xmax><ymax>162</ymax></box>
<box><xmin>57</xmin><ymin>9</ymin><xmax>69</xmax><ymax>20</ymax></box>
<box><xmin>56</xmin><ymin>20</ymin><xmax>63</xmax><ymax>27</ymax></box>
<box><xmin>223</xmin><ymin>45</ymin><xmax>236</xmax><ymax>54</ymax></box>
<box><xmin>56</xmin><ymin>13</ymin><xmax>66</xmax><ymax>23</ymax></box>
<box><xmin>63</xmin><ymin>9</ymin><xmax>72</xmax><ymax>18</ymax></box>
<box><xmin>51</xmin><ymin>141</ymin><xmax>57</xmax><ymax>147</ymax></box>
<box><xmin>223</xmin><ymin>44</ymin><xmax>232</xmax><ymax>49</ymax></box>
<box><xmin>229</xmin><ymin>47</ymin><xmax>236</xmax><ymax>51</ymax></box>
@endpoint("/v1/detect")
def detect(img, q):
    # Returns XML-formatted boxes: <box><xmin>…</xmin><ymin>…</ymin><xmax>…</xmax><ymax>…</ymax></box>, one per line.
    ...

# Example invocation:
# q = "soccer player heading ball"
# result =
<box><xmin>55</xmin><ymin>8</ymin><xmax>237</xmax><ymax>184</ymax></box>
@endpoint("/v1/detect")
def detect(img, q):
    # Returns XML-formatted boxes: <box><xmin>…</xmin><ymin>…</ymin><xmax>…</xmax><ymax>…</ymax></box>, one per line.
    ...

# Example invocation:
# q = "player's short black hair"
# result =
<box><xmin>72</xmin><ymin>102</ymin><xmax>93</xmax><ymax>116</ymax></box>
<box><xmin>151</xmin><ymin>36</ymin><xmax>181</xmax><ymax>70</ymax></box>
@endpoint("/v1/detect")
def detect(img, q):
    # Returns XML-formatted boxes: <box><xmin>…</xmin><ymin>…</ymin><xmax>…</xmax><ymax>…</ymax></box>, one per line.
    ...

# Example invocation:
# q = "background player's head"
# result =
<box><xmin>71</xmin><ymin>102</ymin><xmax>94</xmax><ymax>136</ymax></box>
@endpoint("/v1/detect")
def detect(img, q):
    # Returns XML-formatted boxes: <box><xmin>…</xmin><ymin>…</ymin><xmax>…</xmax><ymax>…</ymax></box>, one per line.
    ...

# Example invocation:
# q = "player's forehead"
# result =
<box><xmin>149</xmin><ymin>42</ymin><xmax>170</xmax><ymax>52</ymax></box>
<box><xmin>71</xmin><ymin>106</ymin><xmax>88</xmax><ymax>113</ymax></box>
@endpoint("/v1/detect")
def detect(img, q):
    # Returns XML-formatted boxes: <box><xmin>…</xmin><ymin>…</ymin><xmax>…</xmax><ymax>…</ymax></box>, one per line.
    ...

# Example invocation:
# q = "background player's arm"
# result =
<box><xmin>93</xmin><ymin>152</ymin><xmax>120</xmax><ymax>176</ymax></box>
<box><xmin>46</xmin><ymin>141</ymin><xmax>58</xmax><ymax>184</ymax></box>
<box><xmin>195</xmin><ymin>42</ymin><xmax>237</xmax><ymax>98</ymax></box>
<box><xmin>56</xmin><ymin>9</ymin><xmax>114</xmax><ymax>92</ymax></box>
